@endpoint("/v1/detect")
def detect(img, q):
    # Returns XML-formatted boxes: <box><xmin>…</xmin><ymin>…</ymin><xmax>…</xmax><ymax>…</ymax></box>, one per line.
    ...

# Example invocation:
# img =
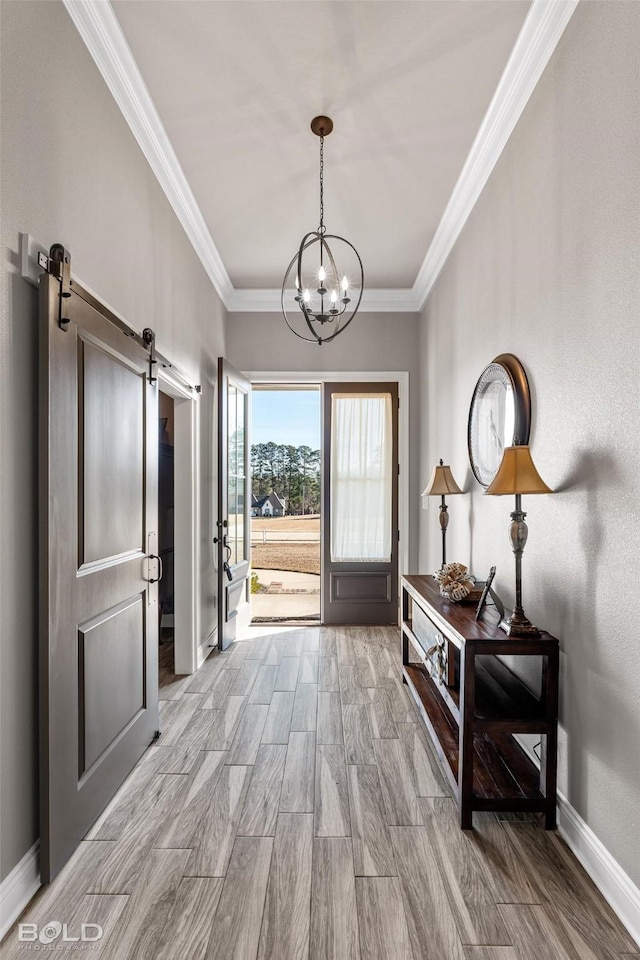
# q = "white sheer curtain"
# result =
<box><xmin>330</xmin><ymin>393</ymin><xmax>392</xmax><ymax>562</ymax></box>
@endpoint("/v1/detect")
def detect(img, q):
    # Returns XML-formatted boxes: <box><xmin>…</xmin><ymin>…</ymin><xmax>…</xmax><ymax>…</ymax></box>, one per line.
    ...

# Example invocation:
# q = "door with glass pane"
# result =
<box><xmin>217</xmin><ymin>358</ymin><xmax>251</xmax><ymax>650</ymax></box>
<box><xmin>323</xmin><ymin>382</ymin><xmax>399</xmax><ymax>624</ymax></box>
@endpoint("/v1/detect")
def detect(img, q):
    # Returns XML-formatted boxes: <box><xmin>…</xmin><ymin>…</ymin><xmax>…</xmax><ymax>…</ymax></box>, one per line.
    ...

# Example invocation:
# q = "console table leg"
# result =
<box><xmin>541</xmin><ymin>735</ymin><xmax>557</xmax><ymax>830</ymax></box>
<box><xmin>446</xmin><ymin>639</ymin><xmax>456</xmax><ymax>687</ymax></box>
<box><xmin>402</xmin><ymin>588</ymin><xmax>410</xmax><ymax>682</ymax></box>
<box><xmin>458</xmin><ymin>642</ymin><xmax>476</xmax><ymax>830</ymax></box>
<box><xmin>541</xmin><ymin>648</ymin><xmax>559</xmax><ymax>829</ymax></box>
<box><xmin>401</xmin><ymin>631</ymin><xmax>409</xmax><ymax>683</ymax></box>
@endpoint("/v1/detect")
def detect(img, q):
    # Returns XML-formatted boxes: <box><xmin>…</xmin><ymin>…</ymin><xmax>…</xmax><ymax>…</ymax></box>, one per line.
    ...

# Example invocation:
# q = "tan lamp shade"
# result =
<box><xmin>485</xmin><ymin>446</ymin><xmax>553</xmax><ymax>495</ymax></box>
<box><xmin>422</xmin><ymin>461</ymin><xmax>464</xmax><ymax>497</ymax></box>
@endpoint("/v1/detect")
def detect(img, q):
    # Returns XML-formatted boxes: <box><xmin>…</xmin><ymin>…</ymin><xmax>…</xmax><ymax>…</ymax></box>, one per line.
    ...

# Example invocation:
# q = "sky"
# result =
<box><xmin>252</xmin><ymin>389</ymin><xmax>321</xmax><ymax>450</ymax></box>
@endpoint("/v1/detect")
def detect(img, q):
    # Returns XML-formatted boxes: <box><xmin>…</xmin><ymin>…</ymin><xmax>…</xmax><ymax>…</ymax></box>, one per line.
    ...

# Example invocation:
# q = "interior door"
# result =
<box><xmin>39</xmin><ymin>271</ymin><xmax>159</xmax><ymax>882</ymax></box>
<box><xmin>323</xmin><ymin>382</ymin><xmax>399</xmax><ymax>624</ymax></box>
<box><xmin>217</xmin><ymin>358</ymin><xmax>251</xmax><ymax>650</ymax></box>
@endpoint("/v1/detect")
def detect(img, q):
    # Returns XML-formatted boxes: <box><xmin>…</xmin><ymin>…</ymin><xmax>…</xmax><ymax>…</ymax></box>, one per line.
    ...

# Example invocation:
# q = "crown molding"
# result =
<box><xmin>413</xmin><ymin>0</ymin><xmax>579</xmax><ymax>311</ymax></box>
<box><xmin>65</xmin><ymin>0</ymin><xmax>577</xmax><ymax>315</ymax></box>
<box><xmin>62</xmin><ymin>0</ymin><xmax>234</xmax><ymax>306</ymax></box>
<box><xmin>226</xmin><ymin>287</ymin><xmax>420</xmax><ymax>313</ymax></box>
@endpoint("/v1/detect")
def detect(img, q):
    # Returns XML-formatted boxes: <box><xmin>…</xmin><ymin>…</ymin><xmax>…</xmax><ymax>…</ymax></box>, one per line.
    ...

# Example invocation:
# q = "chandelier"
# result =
<box><xmin>282</xmin><ymin>116</ymin><xmax>364</xmax><ymax>345</ymax></box>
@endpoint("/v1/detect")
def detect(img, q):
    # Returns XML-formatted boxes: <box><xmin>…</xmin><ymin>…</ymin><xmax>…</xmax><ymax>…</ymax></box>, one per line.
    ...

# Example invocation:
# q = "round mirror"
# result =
<box><xmin>467</xmin><ymin>354</ymin><xmax>531</xmax><ymax>487</ymax></box>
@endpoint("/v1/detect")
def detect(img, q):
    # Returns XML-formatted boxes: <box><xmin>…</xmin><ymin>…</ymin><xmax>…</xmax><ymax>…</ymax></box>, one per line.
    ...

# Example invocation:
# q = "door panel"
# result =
<box><xmin>40</xmin><ymin>273</ymin><xmax>158</xmax><ymax>882</ymax></box>
<box><xmin>323</xmin><ymin>382</ymin><xmax>399</xmax><ymax>624</ymax></box>
<box><xmin>80</xmin><ymin>338</ymin><xmax>145</xmax><ymax>563</ymax></box>
<box><xmin>329</xmin><ymin>572</ymin><xmax>391</xmax><ymax>603</ymax></box>
<box><xmin>79</xmin><ymin>594</ymin><xmax>145</xmax><ymax>775</ymax></box>
<box><xmin>217</xmin><ymin>358</ymin><xmax>251</xmax><ymax>650</ymax></box>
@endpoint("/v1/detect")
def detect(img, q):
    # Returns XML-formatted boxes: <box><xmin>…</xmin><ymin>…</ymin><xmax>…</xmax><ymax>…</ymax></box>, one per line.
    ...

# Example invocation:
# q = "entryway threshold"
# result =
<box><xmin>251</xmin><ymin>617</ymin><xmax>321</xmax><ymax>625</ymax></box>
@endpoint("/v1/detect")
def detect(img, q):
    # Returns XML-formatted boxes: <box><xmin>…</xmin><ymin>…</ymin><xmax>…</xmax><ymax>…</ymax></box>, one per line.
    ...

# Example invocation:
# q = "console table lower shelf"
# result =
<box><xmin>401</xmin><ymin>574</ymin><xmax>559</xmax><ymax>829</ymax></box>
<box><xmin>404</xmin><ymin>662</ymin><xmax>543</xmax><ymax>812</ymax></box>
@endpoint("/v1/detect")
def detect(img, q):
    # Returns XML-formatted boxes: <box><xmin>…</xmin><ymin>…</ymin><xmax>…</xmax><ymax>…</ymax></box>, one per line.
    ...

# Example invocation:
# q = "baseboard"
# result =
<box><xmin>198</xmin><ymin>625</ymin><xmax>217</xmax><ymax>668</ymax></box>
<box><xmin>0</xmin><ymin>842</ymin><xmax>41</xmax><ymax>941</ymax></box>
<box><xmin>516</xmin><ymin>737</ymin><xmax>640</xmax><ymax>948</ymax></box>
<box><xmin>557</xmin><ymin>793</ymin><xmax>640</xmax><ymax>948</ymax></box>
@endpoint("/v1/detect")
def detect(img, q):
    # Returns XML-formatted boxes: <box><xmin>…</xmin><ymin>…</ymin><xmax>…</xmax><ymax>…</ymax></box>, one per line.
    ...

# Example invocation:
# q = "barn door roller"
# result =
<box><xmin>45</xmin><ymin>243</ymin><xmax>72</xmax><ymax>330</ymax></box>
<box><xmin>142</xmin><ymin>327</ymin><xmax>157</xmax><ymax>384</ymax></box>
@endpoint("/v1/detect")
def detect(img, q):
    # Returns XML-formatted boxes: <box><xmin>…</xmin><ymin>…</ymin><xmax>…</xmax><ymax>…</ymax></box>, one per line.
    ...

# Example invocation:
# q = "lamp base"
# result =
<box><xmin>500</xmin><ymin>611</ymin><xmax>541</xmax><ymax>638</ymax></box>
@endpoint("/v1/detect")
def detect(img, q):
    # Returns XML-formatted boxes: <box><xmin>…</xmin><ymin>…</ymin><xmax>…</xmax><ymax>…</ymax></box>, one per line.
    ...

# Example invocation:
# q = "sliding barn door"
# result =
<box><xmin>39</xmin><ymin>271</ymin><xmax>159</xmax><ymax>882</ymax></box>
<box><xmin>323</xmin><ymin>382</ymin><xmax>399</xmax><ymax>624</ymax></box>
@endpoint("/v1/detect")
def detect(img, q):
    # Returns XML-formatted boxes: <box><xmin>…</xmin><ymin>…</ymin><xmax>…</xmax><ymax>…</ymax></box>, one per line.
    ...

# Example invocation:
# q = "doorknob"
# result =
<box><xmin>214</xmin><ymin>526</ymin><xmax>233</xmax><ymax>581</ymax></box>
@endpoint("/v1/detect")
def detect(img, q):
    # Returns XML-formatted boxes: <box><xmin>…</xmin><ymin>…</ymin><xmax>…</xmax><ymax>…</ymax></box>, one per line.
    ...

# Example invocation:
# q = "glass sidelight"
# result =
<box><xmin>217</xmin><ymin>359</ymin><xmax>251</xmax><ymax>649</ymax></box>
<box><xmin>227</xmin><ymin>385</ymin><xmax>247</xmax><ymax>567</ymax></box>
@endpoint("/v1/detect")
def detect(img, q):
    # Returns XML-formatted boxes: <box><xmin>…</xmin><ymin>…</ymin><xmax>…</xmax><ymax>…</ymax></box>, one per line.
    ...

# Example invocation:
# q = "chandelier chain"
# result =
<box><xmin>319</xmin><ymin>136</ymin><xmax>324</xmax><ymax>234</ymax></box>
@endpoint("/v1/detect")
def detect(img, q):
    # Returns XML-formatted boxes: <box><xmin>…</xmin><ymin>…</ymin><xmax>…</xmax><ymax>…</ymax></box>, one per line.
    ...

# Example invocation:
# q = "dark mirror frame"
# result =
<box><xmin>467</xmin><ymin>352</ymin><xmax>532</xmax><ymax>487</ymax></box>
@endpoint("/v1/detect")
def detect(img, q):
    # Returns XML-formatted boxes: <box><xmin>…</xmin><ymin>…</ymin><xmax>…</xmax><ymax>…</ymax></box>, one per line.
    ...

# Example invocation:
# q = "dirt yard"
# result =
<box><xmin>251</xmin><ymin>542</ymin><xmax>320</xmax><ymax>575</ymax></box>
<box><xmin>251</xmin><ymin>515</ymin><xmax>320</xmax><ymax>575</ymax></box>
<box><xmin>252</xmin><ymin>514</ymin><xmax>320</xmax><ymax>531</ymax></box>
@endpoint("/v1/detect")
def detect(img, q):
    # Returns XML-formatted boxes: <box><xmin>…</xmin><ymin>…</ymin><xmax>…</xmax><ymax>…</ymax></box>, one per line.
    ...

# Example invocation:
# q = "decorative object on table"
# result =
<box><xmin>485</xmin><ymin>445</ymin><xmax>553</xmax><ymax>637</ymax></box>
<box><xmin>424</xmin><ymin>634</ymin><xmax>447</xmax><ymax>684</ymax></box>
<box><xmin>434</xmin><ymin>562</ymin><xmax>476</xmax><ymax>602</ymax></box>
<box><xmin>281</xmin><ymin>116</ymin><xmax>364</xmax><ymax>346</ymax></box>
<box><xmin>422</xmin><ymin>459</ymin><xmax>464</xmax><ymax>570</ymax></box>
<box><xmin>468</xmin><ymin>354</ymin><xmax>531</xmax><ymax>488</ymax></box>
<box><xmin>474</xmin><ymin>566</ymin><xmax>505</xmax><ymax>622</ymax></box>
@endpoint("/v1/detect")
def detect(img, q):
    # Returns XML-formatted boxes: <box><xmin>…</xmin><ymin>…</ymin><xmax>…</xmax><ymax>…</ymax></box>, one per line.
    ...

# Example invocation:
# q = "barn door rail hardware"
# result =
<box><xmin>45</xmin><ymin>243</ymin><xmax>72</xmax><ymax>330</ymax></box>
<box><xmin>142</xmin><ymin>327</ymin><xmax>157</xmax><ymax>383</ymax></box>
<box><xmin>39</xmin><ymin>240</ymin><xmax>198</xmax><ymax>392</ymax></box>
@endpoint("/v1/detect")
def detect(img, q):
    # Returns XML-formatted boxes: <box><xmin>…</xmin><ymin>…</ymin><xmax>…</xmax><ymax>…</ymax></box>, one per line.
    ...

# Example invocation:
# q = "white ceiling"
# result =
<box><xmin>110</xmin><ymin>0</ymin><xmax>531</xmax><ymax>291</ymax></box>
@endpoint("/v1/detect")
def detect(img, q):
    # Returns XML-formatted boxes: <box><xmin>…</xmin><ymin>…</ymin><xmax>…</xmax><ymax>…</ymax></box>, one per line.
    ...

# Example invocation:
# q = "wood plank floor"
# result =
<box><xmin>3</xmin><ymin>626</ymin><xmax>637</xmax><ymax>959</ymax></box>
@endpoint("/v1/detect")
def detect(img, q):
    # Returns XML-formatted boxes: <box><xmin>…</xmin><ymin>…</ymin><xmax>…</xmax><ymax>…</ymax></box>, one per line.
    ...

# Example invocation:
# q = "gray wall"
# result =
<box><xmin>226</xmin><ymin>310</ymin><xmax>421</xmax><ymax>572</ymax></box>
<box><xmin>0</xmin><ymin>1</ymin><xmax>225</xmax><ymax>882</ymax></box>
<box><xmin>418</xmin><ymin>1</ymin><xmax>640</xmax><ymax>884</ymax></box>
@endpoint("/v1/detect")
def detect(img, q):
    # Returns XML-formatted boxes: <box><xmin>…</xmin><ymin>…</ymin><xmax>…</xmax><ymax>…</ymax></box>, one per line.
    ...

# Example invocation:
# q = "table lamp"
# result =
<box><xmin>485</xmin><ymin>445</ymin><xmax>553</xmax><ymax>637</ymax></box>
<box><xmin>422</xmin><ymin>459</ymin><xmax>464</xmax><ymax>570</ymax></box>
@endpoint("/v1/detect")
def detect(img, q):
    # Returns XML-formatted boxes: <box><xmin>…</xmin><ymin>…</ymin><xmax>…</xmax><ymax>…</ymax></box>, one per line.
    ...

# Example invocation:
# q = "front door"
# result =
<box><xmin>322</xmin><ymin>382</ymin><xmax>399</xmax><ymax>624</ymax></box>
<box><xmin>39</xmin><ymin>270</ymin><xmax>159</xmax><ymax>882</ymax></box>
<box><xmin>217</xmin><ymin>358</ymin><xmax>251</xmax><ymax>649</ymax></box>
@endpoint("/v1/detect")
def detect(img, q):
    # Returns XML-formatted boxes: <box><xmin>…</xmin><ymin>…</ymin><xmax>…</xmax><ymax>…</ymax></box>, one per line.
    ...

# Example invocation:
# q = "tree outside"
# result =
<box><xmin>251</xmin><ymin>442</ymin><xmax>320</xmax><ymax>515</ymax></box>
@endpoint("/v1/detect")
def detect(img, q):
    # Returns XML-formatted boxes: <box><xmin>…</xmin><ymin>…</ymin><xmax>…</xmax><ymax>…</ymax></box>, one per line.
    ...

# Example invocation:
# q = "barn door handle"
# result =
<box><xmin>148</xmin><ymin>554</ymin><xmax>163</xmax><ymax>584</ymax></box>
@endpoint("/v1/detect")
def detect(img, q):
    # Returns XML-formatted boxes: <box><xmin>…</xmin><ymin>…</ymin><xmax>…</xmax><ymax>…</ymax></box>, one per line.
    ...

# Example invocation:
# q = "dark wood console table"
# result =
<box><xmin>401</xmin><ymin>574</ymin><xmax>559</xmax><ymax>829</ymax></box>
